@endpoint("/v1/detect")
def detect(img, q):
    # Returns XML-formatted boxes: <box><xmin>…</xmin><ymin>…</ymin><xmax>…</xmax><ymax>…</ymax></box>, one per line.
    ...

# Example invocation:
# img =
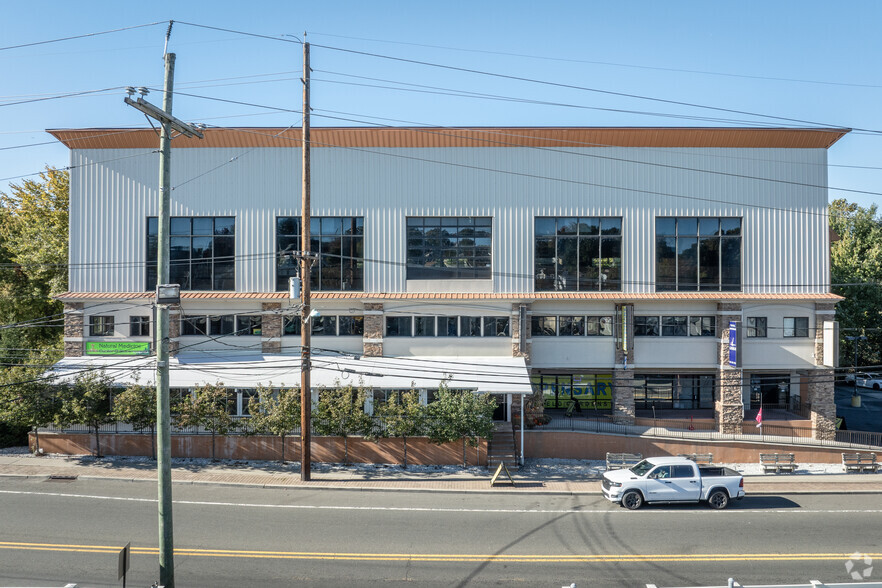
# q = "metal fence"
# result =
<box><xmin>542</xmin><ymin>415</ymin><xmax>882</xmax><ymax>450</ymax></box>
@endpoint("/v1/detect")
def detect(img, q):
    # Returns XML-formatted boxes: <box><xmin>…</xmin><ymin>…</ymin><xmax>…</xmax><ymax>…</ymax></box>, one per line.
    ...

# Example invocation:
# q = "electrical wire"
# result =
<box><xmin>0</xmin><ymin>22</ymin><xmax>166</xmax><ymax>52</ymax></box>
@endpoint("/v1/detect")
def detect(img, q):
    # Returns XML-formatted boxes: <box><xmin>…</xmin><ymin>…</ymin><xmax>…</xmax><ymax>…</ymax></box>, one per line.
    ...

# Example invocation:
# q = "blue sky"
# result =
<box><xmin>2</xmin><ymin>1</ymin><xmax>881</xmax><ymax>208</ymax></box>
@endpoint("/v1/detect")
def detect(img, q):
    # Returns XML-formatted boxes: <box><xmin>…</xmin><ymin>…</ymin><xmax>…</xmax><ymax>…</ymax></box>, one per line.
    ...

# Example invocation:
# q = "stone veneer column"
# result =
<box><xmin>612</xmin><ymin>369</ymin><xmax>635</xmax><ymax>424</ymax></box>
<box><xmin>168</xmin><ymin>305</ymin><xmax>181</xmax><ymax>356</ymax></box>
<box><xmin>808</xmin><ymin>302</ymin><xmax>838</xmax><ymax>440</ymax></box>
<box><xmin>363</xmin><ymin>303</ymin><xmax>384</xmax><ymax>357</ymax></box>
<box><xmin>63</xmin><ymin>302</ymin><xmax>84</xmax><ymax>357</ymax></box>
<box><xmin>510</xmin><ymin>302</ymin><xmax>541</xmax><ymax>422</ymax></box>
<box><xmin>716</xmin><ymin>303</ymin><xmax>744</xmax><ymax>434</ymax></box>
<box><xmin>261</xmin><ymin>302</ymin><xmax>282</xmax><ymax>354</ymax></box>
<box><xmin>510</xmin><ymin>303</ymin><xmax>531</xmax><ymax>363</ymax></box>
<box><xmin>611</xmin><ymin>303</ymin><xmax>635</xmax><ymax>424</ymax></box>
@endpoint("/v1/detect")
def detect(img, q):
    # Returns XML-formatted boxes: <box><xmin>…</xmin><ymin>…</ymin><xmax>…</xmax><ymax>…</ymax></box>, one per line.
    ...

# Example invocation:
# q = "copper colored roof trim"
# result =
<box><xmin>56</xmin><ymin>291</ymin><xmax>844</xmax><ymax>302</ymax></box>
<box><xmin>47</xmin><ymin>126</ymin><xmax>849</xmax><ymax>151</ymax></box>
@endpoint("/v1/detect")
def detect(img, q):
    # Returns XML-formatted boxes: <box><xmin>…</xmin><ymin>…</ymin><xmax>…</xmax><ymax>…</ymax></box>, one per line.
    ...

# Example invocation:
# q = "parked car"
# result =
<box><xmin>855</xmin><ymin>373</ymin><xmax>882</xmax><ymax>390</ymax></box>
<box><xmin>601</xmin><ymin>456</ymin><xmax>745</xmax><ymax>510</ymax></box>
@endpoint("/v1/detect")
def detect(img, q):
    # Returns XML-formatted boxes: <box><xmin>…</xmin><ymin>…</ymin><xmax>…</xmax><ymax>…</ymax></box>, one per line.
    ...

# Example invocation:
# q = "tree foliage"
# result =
<box><xmin>0</xmin><ymin>168</ymin><xmax>69</xmax><ymax>363</ymax></box>
<box><xmin>247</xmin><ymin>385</ymin><xmax>301</xmax><ymax>463</ymax></box>
<box><xmin>829</xmin><ymin>199</ymin><xmax>882</xmax><ymax>367</ymax></box>
<box><xmin>312</xmin><ymin>384</ymin><xmax>374</xmax><ymax>464</ymax></box>
<box><xmin>375</xmin><ymin>388</ymin><xmax>424</xmax><ymax>468</ymax></box>
<box><xmin>174</xmin><ymin>382</ymin><xmax>234</xmax><ymax>461</ymax></box>
<box><xmin>0</xmin><ymin>354</ymin><xmax>58</xmax><ymax>452</ymax></box>
<box><xmin>426</xmin><ymin>384</ymin><xmax>496</xmax><ymax>467</ymax></box>
<box><xmin>112</xmin><ymin>379</ymin><xmax>157</xmax><ymax>458</ymax></box>
<box><xmin>56</xmin><ymin>370</ymin><xmax>114</xmax><ymax>457</ymax></box>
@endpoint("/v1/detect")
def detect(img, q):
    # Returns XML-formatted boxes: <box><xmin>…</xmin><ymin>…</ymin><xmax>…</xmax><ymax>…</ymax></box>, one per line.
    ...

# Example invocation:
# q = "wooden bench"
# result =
<box><xmin>842</xmin><ymin>452</ymin><xmax>879</xmax><ymax>473</ymax></box>
<box><xmin>760</xmin><ymin>453</ymin><xmax>797</xmax><ymax>473</ymax></box>
<box><xmin>605</xmin><ymin>452</ymin><xmax>643</xmax><ymax>471</ymax></box>
<box><xmin>677</xmin><ymin>453</ymin><xmax>713</xmax><ymax>465</ymax></box>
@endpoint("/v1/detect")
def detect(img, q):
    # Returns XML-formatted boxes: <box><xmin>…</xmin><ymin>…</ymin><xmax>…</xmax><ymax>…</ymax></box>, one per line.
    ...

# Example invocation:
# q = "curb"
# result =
<box><xmin>5</xmin><ymin>471</ymin><xmax>882</xmax><ymax>496</ymax></box>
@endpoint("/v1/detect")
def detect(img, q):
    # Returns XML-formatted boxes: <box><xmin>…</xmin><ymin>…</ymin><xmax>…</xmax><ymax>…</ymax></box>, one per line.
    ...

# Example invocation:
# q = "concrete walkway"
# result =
<box><xmin>2</xmin><ymin>454</ymin><xmax>882</xmax><ymax>495</ymax></box>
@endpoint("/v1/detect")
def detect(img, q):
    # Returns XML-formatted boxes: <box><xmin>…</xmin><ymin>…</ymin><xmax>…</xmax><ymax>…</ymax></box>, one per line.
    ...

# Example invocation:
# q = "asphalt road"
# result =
<box><xmin>1</xmin><ymin>478</ymin><xmax>881</xmax><ymax>588</ymax></box>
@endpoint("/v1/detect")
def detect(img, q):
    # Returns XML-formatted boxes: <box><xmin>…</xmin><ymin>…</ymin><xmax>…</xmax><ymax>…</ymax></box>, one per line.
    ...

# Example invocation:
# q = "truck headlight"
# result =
<box><xmin>607</xmin><ymin>481</ymin><xmax>622</xmax><ymax>487</ymax></box>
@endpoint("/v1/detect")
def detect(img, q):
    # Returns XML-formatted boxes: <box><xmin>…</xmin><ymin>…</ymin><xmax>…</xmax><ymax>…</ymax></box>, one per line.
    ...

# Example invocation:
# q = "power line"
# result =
<box><xmin>306</xmin><ymin>31</ymin><xmax>882</xmax><ymax>91</ymax></box>
<box><xmin>0</xmin><ymin>22</ymin><xmax>165</xmax><ymax>52</ymax></box>
<box><xmin>308</xmin><ymin>43</ymin><xmax>877</xmax><ymax>135</ymax></box>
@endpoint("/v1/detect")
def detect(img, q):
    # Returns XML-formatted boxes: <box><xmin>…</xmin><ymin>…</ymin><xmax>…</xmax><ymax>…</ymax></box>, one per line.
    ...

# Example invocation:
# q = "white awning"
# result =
<box><xmin>47</xmin><ymin>354</ymin><xmax>534</xmax><ymax>396</ymax></box>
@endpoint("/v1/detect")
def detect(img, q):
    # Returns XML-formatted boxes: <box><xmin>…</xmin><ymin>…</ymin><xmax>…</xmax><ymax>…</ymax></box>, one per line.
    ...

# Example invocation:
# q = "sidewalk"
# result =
<box><xmin>2</xmin><ymin>454</ymin><xmax>882</xmax><ymax>495</ymax></box>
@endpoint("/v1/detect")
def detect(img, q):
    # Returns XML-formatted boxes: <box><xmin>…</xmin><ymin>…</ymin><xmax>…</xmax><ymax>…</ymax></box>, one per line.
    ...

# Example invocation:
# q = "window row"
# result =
<box><xmin>146</xmin><ymin>215</ymin><xmax>745</xmax><ymax>293</ymax></box>
<box><xmin>89</xmin><ymin>316</ymin><xmax>150</xmax><ymax>337</ymax></box>
<box><xmin>385</xmin><ymin>315</ymin><xmax>510</xmax><ymax>338</ymax></box>
<box><xmin>531</xmin><ymin>316</ymin><xmax>614</xmax><ymax>337</ymax></box>
<box><xmin>178</xmin><ymin>314</ymin><xmax>365</xmax><ymax>337</ymax></box>
<box><xmin>745</xmin><ymin>316</ymin><xmax>809</xmax><ymax>338</ymax></box>
<box><xmin>633</xmin><ymin>316</ymin><xmax>716</xmax><ymax>337</ymax></box>
<box><xmin>282</xmin><ymin>315</ymin><xmax>365</xmax><ymax>337</ymax></box>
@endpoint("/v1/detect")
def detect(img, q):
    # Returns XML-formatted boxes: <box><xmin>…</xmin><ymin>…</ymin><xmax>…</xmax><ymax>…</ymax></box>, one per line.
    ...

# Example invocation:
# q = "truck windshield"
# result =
<box><xmin>629</xmin><ymin>460</ymin><xmax>654</xmax><ymax>476</ymax></box>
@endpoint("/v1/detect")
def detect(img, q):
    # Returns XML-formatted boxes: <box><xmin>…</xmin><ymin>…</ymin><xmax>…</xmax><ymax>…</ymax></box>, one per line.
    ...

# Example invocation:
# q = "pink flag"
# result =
<box><xmin>755</xmin><ymin>406</ymin><xmax>763</xmax><ymax>428</ymax></box>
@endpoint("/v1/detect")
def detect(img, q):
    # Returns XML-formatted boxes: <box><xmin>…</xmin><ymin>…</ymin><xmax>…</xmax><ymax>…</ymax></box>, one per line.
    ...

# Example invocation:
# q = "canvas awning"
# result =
<box><xmin>47</xmin><ymin>354</ymin><xmax>534</xmax><ymax>396</ymax></box>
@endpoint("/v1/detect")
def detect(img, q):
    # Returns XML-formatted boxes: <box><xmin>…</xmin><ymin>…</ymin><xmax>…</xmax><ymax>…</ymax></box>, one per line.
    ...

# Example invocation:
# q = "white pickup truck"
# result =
<box><xmin>601</xmin><ymin>456</ymin><xmax>745</xmax><ymax>510</ymax></box>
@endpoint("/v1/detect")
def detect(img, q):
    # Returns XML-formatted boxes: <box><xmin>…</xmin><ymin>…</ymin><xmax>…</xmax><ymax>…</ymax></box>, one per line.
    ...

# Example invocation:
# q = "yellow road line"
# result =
<box><xmin>0</xmin><ymin>542</ymin><xmax>879</xmax><ymax>564</ymax></box>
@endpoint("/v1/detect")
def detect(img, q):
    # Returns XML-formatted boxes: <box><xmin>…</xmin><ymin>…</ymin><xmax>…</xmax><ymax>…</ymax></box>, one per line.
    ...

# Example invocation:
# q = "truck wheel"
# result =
<box><xmin>621</xmin><ymin>490</ymin><xmax>643</xmax><ymax>510</ymax></box>
<box><xmin>707</xmin><ymin>489</ymin><xmax>729</xmax><ymax>510</ymax></box>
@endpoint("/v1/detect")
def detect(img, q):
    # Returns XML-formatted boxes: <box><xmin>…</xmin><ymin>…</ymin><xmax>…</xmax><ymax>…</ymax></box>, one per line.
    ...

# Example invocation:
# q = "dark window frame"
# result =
<box><xmin>130</xmin><ymin>316</ymin><xmax>150</xmax><ymax>337</ymax></box>
<box><xmin>534</xmin><ymin>216</ymin><xmax>622</xmax><ymax>292</ymax></box>
<box><xmin>275</xmin><ymin>216</ymin><xmax>364</xmax><ymax>292</ymax></box>
<box><xmin>89</xmin><ymin>315</ymin><xmax>114</xmax><ymax>337</ymax></box>
<box><xmin>406</xmin><ymin>216</ymin><xmax>492</xmax><ymax>280</ymax></box>
<box><xmin>147</xmin><ymin>216</ymin><xmax>236</xmax><ymax>292</ymax></box>
<box><xmin>746</xmin><ymin>316</ymin><xmax>767</xmax><ymax>338</ymax></box>
<box><xmin>655</xmin><ymin>216</ymin><xmax>741</xmax><ymax>292</ymax></box>
<box><xmin>783</xmin><ymin>316</ymin><xmax>809</xmax><ymax>338</ymax></box>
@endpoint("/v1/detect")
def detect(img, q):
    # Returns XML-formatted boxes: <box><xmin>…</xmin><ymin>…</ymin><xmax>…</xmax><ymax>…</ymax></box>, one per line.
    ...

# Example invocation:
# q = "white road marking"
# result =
<box><xmin>1</xmin><ymin>489</ymin><xmax>881</xmax><ymax>515</ymax></box>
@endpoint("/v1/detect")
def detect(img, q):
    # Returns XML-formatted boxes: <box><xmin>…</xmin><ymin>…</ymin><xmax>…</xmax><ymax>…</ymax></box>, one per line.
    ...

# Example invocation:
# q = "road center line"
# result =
<box><xmin>0</xmin><ymin>541</ymin><xmax>880</xmax><ymax>564</ymax></box>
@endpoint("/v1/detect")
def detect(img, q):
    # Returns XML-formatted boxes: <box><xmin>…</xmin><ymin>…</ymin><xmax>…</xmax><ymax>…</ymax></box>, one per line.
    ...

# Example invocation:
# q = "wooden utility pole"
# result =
<box><xmin>125</xmin><ymin>37</ymin><xmax>203</xmax><ymax>587</ymax></box>
<box><xmin>300</xmin><ymin>41</ymin><xmax>312</xmax><ymax>482</ymax></box>
<box><xmin>155</xmin><ymin>52</ymin><xmax>176</xmax><ymax>588</ymax></box>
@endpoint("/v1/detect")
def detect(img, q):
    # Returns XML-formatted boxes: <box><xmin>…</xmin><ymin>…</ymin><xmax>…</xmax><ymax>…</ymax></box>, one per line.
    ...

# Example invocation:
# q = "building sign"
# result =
<box><xmin>85</xmin><ymin>341</ymin><xmax>151</xmax><ymax>356</ymax></box>
<box><xmin>728</xmin><ymin>321</ymin><xmax>741</xmax><ymax>368</ymax></box>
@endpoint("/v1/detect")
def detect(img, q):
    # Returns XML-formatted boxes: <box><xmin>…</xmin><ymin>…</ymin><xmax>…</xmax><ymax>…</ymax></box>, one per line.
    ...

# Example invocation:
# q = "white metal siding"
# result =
<box><xmin>69</xmin><ymin>145</ymin><xmax>830</xmax><ymax>295</ymax></box>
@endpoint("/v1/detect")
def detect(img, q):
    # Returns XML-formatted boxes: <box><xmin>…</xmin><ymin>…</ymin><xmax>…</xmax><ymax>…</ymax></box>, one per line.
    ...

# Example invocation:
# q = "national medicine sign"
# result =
<box><xmin>85</xmin><ymin>341</ymin><xmax>151</xmax><ymax>356</ymax></box>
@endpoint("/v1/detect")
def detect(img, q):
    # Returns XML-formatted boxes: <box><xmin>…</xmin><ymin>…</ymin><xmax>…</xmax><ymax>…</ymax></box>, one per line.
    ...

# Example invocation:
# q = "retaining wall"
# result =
<box><xmin>31</xmin><ymin>432</ymin><xmax>487</xmax><ymax>466</ymax></box>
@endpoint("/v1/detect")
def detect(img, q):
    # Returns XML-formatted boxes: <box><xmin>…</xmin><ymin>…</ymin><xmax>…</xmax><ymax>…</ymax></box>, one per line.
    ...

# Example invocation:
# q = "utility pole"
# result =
<box><xmin>300</xmin><ymin>41</ymin><xmax>312</xmax><ymax>482</ymax></box>
<box><xmin>125</xmin><ymin>43</ymin><xmax>202</xmax><ymax>588</ymax></box>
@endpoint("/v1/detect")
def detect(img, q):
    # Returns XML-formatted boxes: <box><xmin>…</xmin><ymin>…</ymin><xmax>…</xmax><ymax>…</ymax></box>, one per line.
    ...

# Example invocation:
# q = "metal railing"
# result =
<box><xmin>542</xmin><ymin>415</ymin><xmax>882</xmax><ymax>450</ymax></box>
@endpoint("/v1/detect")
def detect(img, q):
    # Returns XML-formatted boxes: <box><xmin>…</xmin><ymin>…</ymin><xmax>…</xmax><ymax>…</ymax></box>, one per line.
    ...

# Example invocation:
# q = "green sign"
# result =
<box><xmin>85</xmin><ymin>341</ymin><xmax>151</xmax><ymax>356</ymax></box>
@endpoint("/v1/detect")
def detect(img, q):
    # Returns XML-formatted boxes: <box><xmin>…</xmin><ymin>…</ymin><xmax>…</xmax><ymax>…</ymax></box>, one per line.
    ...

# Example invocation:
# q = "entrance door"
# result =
<box><xmin>492</xmin><ymin>394</ymin><xmax>507</xmax><ymax>421</ymax></box>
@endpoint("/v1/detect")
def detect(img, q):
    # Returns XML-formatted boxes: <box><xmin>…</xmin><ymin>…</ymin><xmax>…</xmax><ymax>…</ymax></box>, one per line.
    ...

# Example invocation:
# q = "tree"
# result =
<box><xmin>112</xmin><ymin>379</ymin><xmax>157</xmax><ymax>459</ymax></box>
<box><xmin>312</xmin><ymin>383</ymin><xmax>374</xmax><ymax>464</ymax></box>
<box><xmin>829</xmin><ymin>199</ymin><xmax>882</xmax><ymax>368</ymax></box>
<box><xmin>426</xmin><ymin>384</ymin><xmax>496</xmax><ymax>467</ymax></box>
<box><xmin>174</xmin><ymin>382</ymin><xmax>234</xmax><ymax>461</ymax></box>
<box><xmin>247</xmin><ymin>385</ymin><xmax>301</xmax><ymax>463</ymax></box>
<box><xmin>376</xmin><ymin>388</ymin><xmax>424</xmax><ymax>468</ymax></box>
<box><xmin>0</xmin><ymin>168</ymin><xmax>68</xmax><ymax>364</ymax></box>
<box><xmin>0</xmin><ymin>358</ymin><xmax>58</xmax><ymax>453</ymax></box>
<box><xmin>56</xmin><ymin>370</ymin><xmax>114</xmax><ymax>457</ymax></box>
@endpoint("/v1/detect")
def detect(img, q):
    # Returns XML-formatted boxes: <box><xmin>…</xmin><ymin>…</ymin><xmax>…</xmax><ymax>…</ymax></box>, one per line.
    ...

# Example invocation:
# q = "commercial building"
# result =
<box><xmin>52</xmin><ymin>126</ymin><xmax>846</xmax><ymax>441</ymax></box>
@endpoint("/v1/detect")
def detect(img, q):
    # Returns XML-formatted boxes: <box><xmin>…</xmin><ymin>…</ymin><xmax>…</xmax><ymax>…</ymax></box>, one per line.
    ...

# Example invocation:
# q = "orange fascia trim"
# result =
<box><xmin>47</xmin><ymin>126</ymin><xmax>849</xmax><ymax>151</ymax></box>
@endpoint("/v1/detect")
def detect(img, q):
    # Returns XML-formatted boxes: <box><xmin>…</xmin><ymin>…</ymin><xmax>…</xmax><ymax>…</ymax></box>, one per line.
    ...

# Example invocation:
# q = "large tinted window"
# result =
<box><xmin>147</xmin><ymin>216</ymin><xmax>235</xmax><ymax>291</ymax></box>
<box><xmin>276</xmin><ymin>217</ymin><xmax>364</xmax><ymax>291</ymax></box>
<box><xmin>406</xmin><ymin>217</ymin><xmax>491</xmax><ymax>279</ymax></box>
<box><xmin>656</xmin><ymin>217</ymin><xmax>741</xmax><ymax>292</ymax></box>
<box><xmin>535</xmin><ymin>217</ymin><xmax>621</xmax><ymax>291</ymax></box>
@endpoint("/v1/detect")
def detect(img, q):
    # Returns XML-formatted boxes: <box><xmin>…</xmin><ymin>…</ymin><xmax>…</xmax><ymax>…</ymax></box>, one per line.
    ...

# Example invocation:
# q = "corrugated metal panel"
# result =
<box><xmin>49</xmin><ymin>126</ymin><xmax>850</xmax><ymax>150</ymax></box>
<box><xmin>68</xmin><ymin>143</ymin><xmax>834</xmax><ymax>297</ymax></box>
